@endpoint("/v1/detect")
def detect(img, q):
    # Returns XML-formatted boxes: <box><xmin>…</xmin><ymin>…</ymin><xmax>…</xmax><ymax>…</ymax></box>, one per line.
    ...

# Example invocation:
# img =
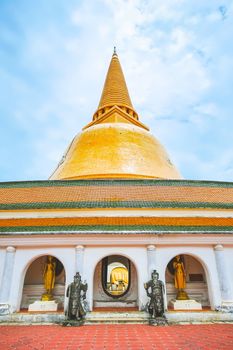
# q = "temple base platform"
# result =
<box><xmin>1</xmin><ymin>310</ymin><xmax>233</xmax><ymax>325</ymax></box>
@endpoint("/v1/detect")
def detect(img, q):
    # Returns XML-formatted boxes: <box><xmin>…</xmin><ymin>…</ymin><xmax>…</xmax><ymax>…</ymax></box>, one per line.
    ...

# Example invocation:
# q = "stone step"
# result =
<box><xmin>85</xmin><ymin>311</ymin><xmax>149</xmax><ymax>324</ymax></box>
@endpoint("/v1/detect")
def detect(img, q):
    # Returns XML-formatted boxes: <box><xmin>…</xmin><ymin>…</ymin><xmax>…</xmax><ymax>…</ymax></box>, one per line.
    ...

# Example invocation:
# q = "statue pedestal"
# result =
<box><xmin>169</xmin><ymin>299</ymin><xmax>202</xmax><ymax>310</ymax></box>
<box><xmin>149</xmin><ymin>316</ymin><xmax>168</xmax><ymax>326</ymax></box>
<box><xmin>28</xmin><ymin>300</ymin><xmax>58</xmax><ymax>312</ymax></box>
<box><xmin>62</xmin><ymin>319</ymin><xmax>84</xmax><ymax>327</ymax></box>
<box><xmin>222</xmin><ymin>301</ymin><xmax>233</xmax><ymax>307</ymax></box>
<box><xmin>0</xmin><ymin>303</ymin><xmax>10</xmax><ymax>315</ymax></box>
<box><xmin>216</xmin><ymin>301</ymin><xmax>233</xmax><ymax>312</ymax></box>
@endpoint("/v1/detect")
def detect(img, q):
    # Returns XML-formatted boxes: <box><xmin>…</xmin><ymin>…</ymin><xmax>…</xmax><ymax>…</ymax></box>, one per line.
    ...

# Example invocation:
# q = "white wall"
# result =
<box><xmin>9</xmin><ymin>247</ymin><xmax>76</xmax><ymax>312</ymax></box>
<box><xmin>0</xmin><ymin>248</ymin><xmax>6</xmax><ymax>286</ymax></box>
<box><xmin>83</xmin><ymin>246</ymin><xmax>148</xmax><ymax>311</ymax></box>
<box><xmin>3</xmin><ymin>241</ymin><xmax>233</xmax><ymax>313</ymax></box>
<box><xmin>221</xmin><ymin>246</ymin><xmax>233</xmax><ymax>298</ymax></box>
<box><xmin>152</xmin><ymin>246</ymin><xmax>222</xmax><ymax>309</ymax></box>
<box><xmin>93</xmin><ymin>259</ymin><xmax>138</xmax><ymax>307</ymax></box>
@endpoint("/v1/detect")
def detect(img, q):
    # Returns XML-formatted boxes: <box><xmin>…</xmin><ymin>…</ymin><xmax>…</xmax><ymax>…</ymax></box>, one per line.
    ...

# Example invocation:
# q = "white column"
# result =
<box><xmin>147</xmin><ymin>245</ymin><xmax>157</xmax><ymax>279</ymax></box>
<box><xmin>75</xmin><ymin>245</ymin><xmax>85</xmax><ymax>276</ymax></box>
<box><xmin>0</xmin><ymin>246</ymin><xmax>16</xmax><ymax>303</ymax></box>
<box><xmin>214</xmin><ymin>244</ymin><xmax>233</xmax><ymax>302</ymax></box>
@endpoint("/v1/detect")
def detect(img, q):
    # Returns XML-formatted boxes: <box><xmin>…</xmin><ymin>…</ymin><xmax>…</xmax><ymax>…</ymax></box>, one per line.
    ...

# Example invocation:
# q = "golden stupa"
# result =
<box><xmin>50</xmin><ymin>49</ymin><xmax>181</xmax><ymax>180</ymax></box>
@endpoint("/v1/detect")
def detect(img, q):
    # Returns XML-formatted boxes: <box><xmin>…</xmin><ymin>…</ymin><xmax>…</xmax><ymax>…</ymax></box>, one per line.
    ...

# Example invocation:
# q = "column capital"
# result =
<box><xmin>75</xmin><ymin>245</ymin><xmax>85</xmax><ymax>251</ymax></box>
<box><xmin>6</xmin><ymin>246</ymin><xmax>16</xmax><ymax>253</ymax></box>
<box><xmin>147</xmin><ymin>245</ymin><xmax>156</xmax><ymax>251</ymax></box>
<box><xmin>214</xmin><ymin>244</ymin><xmax>224</xmax><ymax>251</ymax></box>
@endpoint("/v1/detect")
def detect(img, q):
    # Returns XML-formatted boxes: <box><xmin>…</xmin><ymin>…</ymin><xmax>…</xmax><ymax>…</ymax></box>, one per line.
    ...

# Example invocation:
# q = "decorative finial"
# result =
<box><xmin>113</xmin><ymin>46</ymin><xmax>117</xmax><ymax>56</ymax></box>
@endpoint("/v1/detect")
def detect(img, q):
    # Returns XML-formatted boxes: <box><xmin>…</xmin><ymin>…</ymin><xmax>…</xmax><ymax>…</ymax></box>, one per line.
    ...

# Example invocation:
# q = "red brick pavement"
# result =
<box><xmin>0</xmin><ymin>324</ymin><xmax>233</xmax><ymax>350</ymax></box>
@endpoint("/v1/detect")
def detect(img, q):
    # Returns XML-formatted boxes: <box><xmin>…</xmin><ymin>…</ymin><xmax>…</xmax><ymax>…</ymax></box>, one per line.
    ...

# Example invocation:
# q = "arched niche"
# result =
<box><xmin>93</xmin><ymin>254</ymin><xmax>138</xmax><ymax>309</ymax></box>
<box><xmin>20</xmin><ymin>255</ymin><xmax>66</xmax><ymax>310</ymax></box>
<box><xmin>165</xmin><ymin>254</ymin><xmax>210</xmax><ymax>308</ymax></box>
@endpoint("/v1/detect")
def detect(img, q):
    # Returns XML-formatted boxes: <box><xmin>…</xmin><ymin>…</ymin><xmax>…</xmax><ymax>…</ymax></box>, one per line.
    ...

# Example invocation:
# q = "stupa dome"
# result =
<box><xmin>50</xmin><ymin>50</ymin><xmax>181</xmax><ymax>180</ymax></box>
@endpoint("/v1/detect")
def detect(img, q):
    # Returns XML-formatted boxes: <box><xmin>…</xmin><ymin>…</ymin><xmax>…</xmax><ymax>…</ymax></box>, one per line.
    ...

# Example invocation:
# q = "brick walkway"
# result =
<box><xmin>0</xmin><ymin>324</ymin><xmax>233</xmax><ymax>350</ymax></box>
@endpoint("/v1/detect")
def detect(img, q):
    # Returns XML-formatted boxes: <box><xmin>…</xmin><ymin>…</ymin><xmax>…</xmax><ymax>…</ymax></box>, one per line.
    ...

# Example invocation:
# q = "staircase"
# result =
<box><xmin>86</xmin><ymin>311</ymin><xmax>149</xmax><ymax>324</ymax></box>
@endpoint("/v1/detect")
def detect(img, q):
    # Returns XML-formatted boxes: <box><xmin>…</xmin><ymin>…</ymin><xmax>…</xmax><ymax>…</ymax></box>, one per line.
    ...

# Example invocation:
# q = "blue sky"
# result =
<box><xmin>0</xmin><ymin>0</ymin><xmax>233</xmax><ymax>182</ymax></box>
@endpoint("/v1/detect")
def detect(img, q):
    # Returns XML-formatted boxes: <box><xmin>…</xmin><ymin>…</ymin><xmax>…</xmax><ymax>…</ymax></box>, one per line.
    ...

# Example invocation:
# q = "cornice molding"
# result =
<box><xmin>1</xmin><ymin>233</ymin><xmax>233</xmax><ymax>247</ymax></box>
<box><xmin>0</xmin><ymin>208</ymin><xmax>232</xmax><ymax>219</ymax></box>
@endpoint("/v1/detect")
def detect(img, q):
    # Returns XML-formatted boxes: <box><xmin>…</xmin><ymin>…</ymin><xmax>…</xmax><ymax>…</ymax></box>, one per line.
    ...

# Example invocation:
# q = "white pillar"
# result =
<box><xmin>214</xmin><ymin>244</ymin><xmax>233</xmax><ymax>302</ymax></box>
<box><xmin>75</xmin><ymin>245</ymin><xmax>85</xmax><ymax>276</ymax></box>
<box><xmin>0</xmin><ymin>246</ymin><xmax>16</xmax><ymax>303</ymax></box>
<box><xmin>147</xmin><ymin>245</ymin><xmax>157</xmax><ymax>279</ymax></box>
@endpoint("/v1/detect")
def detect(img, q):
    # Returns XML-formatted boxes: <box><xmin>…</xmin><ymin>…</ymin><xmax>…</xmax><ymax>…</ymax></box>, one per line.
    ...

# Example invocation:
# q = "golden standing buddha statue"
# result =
<box><xmin>41</xmin><ymin>256</ymin><xmax>56</xmax><ymax>301</ymax></box>
<box><xmin>173</xmin><ymin>255</ymin><xmax>189</xmax><ymax>300</ymax></box>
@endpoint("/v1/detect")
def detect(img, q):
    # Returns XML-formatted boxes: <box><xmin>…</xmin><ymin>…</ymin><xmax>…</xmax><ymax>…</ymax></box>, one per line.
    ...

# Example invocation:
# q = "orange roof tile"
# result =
<box><xmin>0</xmin><ymin>179</ymin><xmax>232</xmax><ymax>210</ymax></box>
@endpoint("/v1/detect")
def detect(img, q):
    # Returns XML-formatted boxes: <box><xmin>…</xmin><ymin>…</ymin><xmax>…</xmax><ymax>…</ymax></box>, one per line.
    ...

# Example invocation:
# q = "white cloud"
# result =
<box><xmin>0</xmin><ymin>0</ymin><xmax>233</xmax><ymax>181</ymax></box>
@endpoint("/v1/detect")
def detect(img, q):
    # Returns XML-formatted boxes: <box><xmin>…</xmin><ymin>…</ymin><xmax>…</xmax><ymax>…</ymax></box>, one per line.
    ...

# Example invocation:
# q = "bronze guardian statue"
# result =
<box><xmin>65</xmin><ymin>272</ymin><xmax>88</xmax><ymax>325</ymax></box>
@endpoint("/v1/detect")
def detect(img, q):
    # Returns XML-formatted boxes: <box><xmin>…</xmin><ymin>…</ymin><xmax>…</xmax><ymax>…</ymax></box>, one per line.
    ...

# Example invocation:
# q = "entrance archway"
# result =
<box><xmin>165</xmin><ymin>254</ymin><xmax>210</xmax><ymax>307</ymax></box>
<box><xmin>93</xmin><ymin>255</ymin><xmax>138</xmax><ymax>309</ymax></box>
<box><xmin>20</xmin><ymin>255</ymin><xmax>66</xmax><ymax>310</ymax></box>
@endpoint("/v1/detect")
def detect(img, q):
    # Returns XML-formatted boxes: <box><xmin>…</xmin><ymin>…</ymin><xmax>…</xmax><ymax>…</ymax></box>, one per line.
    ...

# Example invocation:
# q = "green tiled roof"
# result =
<box><xmin>0</xmin><ymin>178</ymin><xmax>233</xmax><ymax>189</ymax></box>
<box><xmin>0</xmin><ymin>179</ymin><xmax>232</xmax><ymax>210</ymax></box>
<box><xmin>0</xmin><ymin>225</ymin><xmax>232</xmax><ymax>234</ymax></box>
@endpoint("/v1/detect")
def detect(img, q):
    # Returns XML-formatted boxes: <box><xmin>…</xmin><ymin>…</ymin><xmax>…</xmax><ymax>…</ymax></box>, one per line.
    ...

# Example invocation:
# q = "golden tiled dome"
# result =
<box><xmin>50</xmin><ymin>50</ymin><xmax>181</xmax><ymax>180</ymax></box>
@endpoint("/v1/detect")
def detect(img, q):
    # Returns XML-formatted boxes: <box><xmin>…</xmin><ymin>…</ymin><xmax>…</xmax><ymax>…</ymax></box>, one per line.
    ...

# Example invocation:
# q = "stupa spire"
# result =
<box><xmin>97</xmin><ymin>49</ymin><xmax>133</xmax><ymax>110</ymax></box>
<box><xmin>89</xmin><ymin>49</ymin><xmax>148</xmax><ymax>128</ymax></box>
